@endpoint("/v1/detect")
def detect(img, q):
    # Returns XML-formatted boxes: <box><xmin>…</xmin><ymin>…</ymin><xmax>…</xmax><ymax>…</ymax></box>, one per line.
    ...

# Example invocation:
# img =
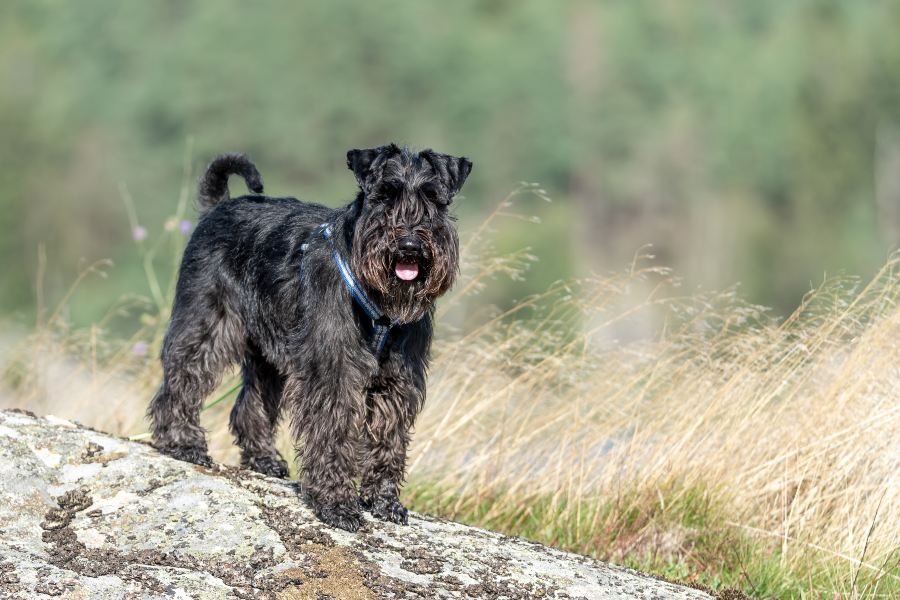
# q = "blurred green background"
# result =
<box><xmin>2</xmin><ymin>0</ymin><xmax>899</xmax><ymax>326</ymax></box>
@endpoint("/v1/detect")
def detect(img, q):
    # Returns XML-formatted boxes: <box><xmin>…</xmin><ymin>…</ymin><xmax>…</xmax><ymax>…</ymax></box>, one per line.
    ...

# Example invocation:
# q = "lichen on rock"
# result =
<box><xmin>0</xmin><ymin>409</ymin><xmax>712</xmax><ymax>599</ymax></box>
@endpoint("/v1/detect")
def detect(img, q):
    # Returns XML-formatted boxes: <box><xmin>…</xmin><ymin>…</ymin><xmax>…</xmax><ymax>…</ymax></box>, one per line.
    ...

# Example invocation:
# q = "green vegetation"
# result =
<box><xmin>2</xmin><ymin>1</ymin><xmax>900</xmax><ymax>323</ymax></box>
<box><xmin>405</xmin><ymin>477</ymin><xmax>898</xmax><ymax>598</ymax></box>
<box><xmin>405</xmin><ymin>482</ymin><xmax>802</xmax><ymax>598</ymax></box>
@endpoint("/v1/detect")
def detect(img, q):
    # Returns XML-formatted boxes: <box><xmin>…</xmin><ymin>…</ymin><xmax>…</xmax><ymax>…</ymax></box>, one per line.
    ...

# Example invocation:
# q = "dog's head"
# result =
<box><xmin>346</xmin><ymin>144</ymin><xmax>472</xmax><ymax>323</ymax></box>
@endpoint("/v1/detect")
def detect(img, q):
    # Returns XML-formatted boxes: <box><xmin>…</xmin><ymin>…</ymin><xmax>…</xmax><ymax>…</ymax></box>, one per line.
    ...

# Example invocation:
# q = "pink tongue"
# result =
<box><xmin>395</xmin><ymin>262</ymin><xmax>419</xmax><ymax>281</ymax></box>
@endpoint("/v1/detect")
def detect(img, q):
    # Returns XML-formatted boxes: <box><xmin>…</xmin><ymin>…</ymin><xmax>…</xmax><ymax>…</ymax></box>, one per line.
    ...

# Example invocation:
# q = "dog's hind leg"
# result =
<box><xmin>229</xmin><ymin>347</ymin><xmax>289</xmax><ymax>478</ymax></box>
<box><xmin>149</xmin><ymin>303</ymin><xmax>243</xmax><ymax>467</ymax></box>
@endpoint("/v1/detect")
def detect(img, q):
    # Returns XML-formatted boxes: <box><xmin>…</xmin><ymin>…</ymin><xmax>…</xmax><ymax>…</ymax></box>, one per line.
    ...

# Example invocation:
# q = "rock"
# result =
<box><xmin>0</xmin><ymin>410</ymin><xmax>713</xmax><ymax>599</ymax></box>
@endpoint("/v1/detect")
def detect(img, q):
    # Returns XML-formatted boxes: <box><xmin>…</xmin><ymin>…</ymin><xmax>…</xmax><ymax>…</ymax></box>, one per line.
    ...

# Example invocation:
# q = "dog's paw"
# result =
<box><xmin>243</xmin><ymin>453</ymin><xmax>290</xmax><ymax>478</ymax></box>
<box><xmin>361</xmin><ymin>494</ymin><xmax>409</xmax><ymax>525</ymax></box>
<box><xmin>315</xmin><ymin>500</ymin><xmax>364</xmax><ymax>532</ymax></box>
<box><xmin>161</xmin><ymin>446</ymin><xmax>213</xmax><ymax>468</ymax></box>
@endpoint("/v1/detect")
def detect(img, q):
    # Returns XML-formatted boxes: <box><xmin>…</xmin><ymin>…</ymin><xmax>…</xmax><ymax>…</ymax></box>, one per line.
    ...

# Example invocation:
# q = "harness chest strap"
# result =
<box><xmin>319</xmin><ymin>223</ymin><xmax>396</xmax><ymax>355</ymax></box>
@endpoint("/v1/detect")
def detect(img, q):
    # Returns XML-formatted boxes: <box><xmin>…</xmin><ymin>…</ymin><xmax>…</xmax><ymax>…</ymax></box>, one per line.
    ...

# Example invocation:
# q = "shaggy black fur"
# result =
<box><xmin>148</xmin><ymin>144</ymin><xmax>472</xmax><ymax>531</ymax></box>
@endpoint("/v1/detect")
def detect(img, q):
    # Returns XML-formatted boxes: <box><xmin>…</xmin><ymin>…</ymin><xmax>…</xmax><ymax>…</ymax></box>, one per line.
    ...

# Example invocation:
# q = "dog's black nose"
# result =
<box><xmin>398</xmin><ymin>236</ymin><xmax>422</xmax><ymax>254</ymax></box>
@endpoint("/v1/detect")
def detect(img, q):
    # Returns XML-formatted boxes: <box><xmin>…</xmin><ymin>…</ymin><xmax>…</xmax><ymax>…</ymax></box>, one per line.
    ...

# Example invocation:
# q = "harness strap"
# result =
<box><xmin>320</xmin><ymin>224</ymin><xmax>395</xmax><ymax>356</ymax></box>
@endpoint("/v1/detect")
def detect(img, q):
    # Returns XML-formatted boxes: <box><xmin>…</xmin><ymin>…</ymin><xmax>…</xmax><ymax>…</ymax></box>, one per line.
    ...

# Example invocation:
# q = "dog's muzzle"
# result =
<box><xmin>394</xmin><ymin>236</ymin><xmax>424</xmax><ymax>281</ymax></box>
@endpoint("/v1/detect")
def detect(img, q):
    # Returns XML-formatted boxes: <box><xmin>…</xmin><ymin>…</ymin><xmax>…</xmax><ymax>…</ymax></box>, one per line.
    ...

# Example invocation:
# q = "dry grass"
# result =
<box><xmin>1</xmin><ymin>183</ymin><xmax>898</xmax><ymax>597</ymax></box>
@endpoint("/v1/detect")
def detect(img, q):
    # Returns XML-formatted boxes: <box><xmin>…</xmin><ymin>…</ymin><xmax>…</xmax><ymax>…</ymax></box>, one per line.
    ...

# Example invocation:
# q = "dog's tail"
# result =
<box><xmin>198</xmin><ymin>153</ymin><xmax>264</xmax><ymax>216</ymax></box>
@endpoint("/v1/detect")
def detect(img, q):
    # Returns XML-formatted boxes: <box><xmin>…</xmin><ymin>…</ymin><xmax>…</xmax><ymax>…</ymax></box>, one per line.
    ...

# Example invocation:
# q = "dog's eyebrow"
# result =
<box><xmin>380</xmin><ymin>160</ymin><xmax>409</xmax><ymax>178</ymax></box>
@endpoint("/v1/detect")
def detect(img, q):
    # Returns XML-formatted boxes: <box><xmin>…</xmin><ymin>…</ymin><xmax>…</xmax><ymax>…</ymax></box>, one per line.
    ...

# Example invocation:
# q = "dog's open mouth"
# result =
<box><xmin>394</xmin><ymin>262</ymin><xmax>419</xmax><ymax>281</ymax></box>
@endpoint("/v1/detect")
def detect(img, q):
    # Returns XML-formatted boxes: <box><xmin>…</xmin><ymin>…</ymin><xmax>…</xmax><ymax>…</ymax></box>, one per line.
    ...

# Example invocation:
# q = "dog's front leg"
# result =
<box><xmin>286</xmin><ymin>345</ymin><xmax>373</xmax><ymax>532</ymax></box>
<box><xmin>359</xmin><ymin>338</ymin><xmax>428</xmax><ymax>525</ymax></box>
<box><xmin>359</xmin><ymin>383</ymin><xmax>419</xmax><ymax>525</ymax></box>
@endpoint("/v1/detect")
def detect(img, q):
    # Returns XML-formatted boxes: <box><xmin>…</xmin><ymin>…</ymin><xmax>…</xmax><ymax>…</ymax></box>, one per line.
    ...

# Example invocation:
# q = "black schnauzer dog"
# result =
<box><xmin>148</xmin><ymin>144</ymin><xmax>471</xmax><ymax>531</ymax></box>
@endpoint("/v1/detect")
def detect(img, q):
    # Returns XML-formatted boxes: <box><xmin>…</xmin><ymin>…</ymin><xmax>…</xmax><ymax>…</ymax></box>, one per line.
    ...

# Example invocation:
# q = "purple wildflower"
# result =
<box><xmin>132</xmin><ymin>341</ymin><xmax>149</xmax><ymax>357</ymax></box>
<box><xmin>132</xmin><ymin>225</ymin><xmax>147</xmax><ymax>242</ymax></box>
<box><xmin>179</xmin><ymin>220</ymin><xmax>192</xmax><ymax>235</ymax></box>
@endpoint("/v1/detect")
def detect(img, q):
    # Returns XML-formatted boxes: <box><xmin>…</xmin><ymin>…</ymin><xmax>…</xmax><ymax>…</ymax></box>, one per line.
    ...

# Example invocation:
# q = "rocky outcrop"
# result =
<box><xmin>0</xmin><ymin>410</ymin><xmax>713</xmax><ymax>599</ymax></box>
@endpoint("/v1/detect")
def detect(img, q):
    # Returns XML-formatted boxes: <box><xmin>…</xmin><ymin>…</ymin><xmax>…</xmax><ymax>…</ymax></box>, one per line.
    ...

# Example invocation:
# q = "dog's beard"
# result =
<box><xmin>351</xmin><ymin>226</ymin><xmax>459</xmax><ymax>324</ymax></box>
<box><xmin>380</xmin><ymin>280</ymin><xmax>430</xmax><ymax>324</ymax></box>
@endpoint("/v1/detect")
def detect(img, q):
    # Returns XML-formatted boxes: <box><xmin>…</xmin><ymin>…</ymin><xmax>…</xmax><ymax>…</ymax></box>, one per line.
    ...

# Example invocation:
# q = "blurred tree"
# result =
<box><xmin>1</xmin><ymin>0</ymin><xmax>898</xmax><ymax>324</ymax></box>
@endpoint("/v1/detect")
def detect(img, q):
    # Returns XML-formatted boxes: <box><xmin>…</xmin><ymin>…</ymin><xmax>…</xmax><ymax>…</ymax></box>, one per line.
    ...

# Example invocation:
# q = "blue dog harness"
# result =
<box><xmin>319</xmin><ymin>224</ymin><xmax>397</xmax><ymax>356</ymax></box>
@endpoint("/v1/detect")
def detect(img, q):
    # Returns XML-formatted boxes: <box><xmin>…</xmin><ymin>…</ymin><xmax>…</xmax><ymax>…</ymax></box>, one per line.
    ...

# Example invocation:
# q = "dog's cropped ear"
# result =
<box><xmin>422</xmin><ymin>150</ymin><xmax>473</xmax><ymax>198</ymax></box>
<box><xmin>346</xmin><ymin>144</ymin><xmax>399</xmax><ymax>189</ymax></box>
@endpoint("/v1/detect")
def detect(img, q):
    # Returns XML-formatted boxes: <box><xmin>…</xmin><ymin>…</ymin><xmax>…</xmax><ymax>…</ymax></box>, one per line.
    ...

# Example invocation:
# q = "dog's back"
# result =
<box><xmin>181</xmin><ymin>155</ymin><xmax>334</xmax><ymax>352</ymax></box>
<box><xmin>190</xmin><ymin>154</ymin><xmax>332</xmax><ymax>279</ymax></box>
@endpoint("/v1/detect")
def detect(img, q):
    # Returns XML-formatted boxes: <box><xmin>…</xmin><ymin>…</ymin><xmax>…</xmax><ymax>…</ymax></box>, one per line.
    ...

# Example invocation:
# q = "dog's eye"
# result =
<box><xmin>378</xmin><ymin>180</ymin><xmax>403</xmax><ymax>200</ymax></box>
<box><xmin>420</xmin><ymin>184</ymin><xmax>443</xmax><ymax>204</ymax></box>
